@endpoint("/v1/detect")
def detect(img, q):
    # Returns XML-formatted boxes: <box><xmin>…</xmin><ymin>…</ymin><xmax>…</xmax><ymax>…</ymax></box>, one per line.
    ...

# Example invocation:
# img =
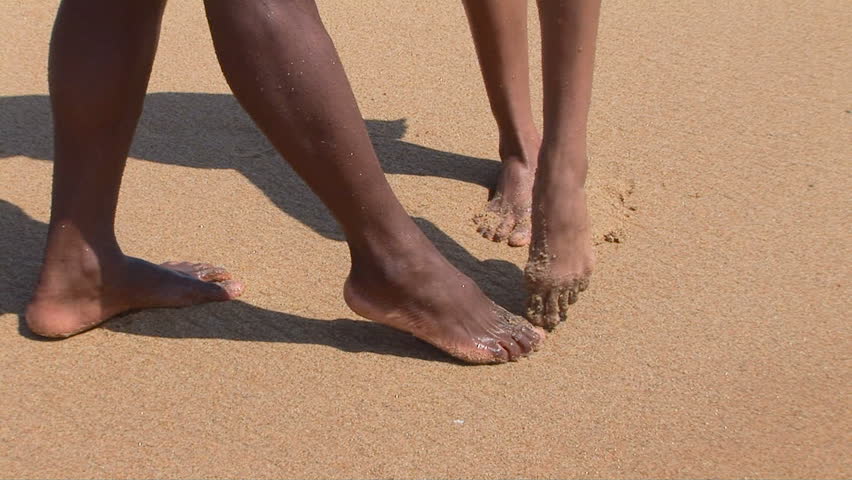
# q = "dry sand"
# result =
<box><xmin>1</xmin><ymin>0</ymin><xmax>850</xmax><ymax>478</ymax></box>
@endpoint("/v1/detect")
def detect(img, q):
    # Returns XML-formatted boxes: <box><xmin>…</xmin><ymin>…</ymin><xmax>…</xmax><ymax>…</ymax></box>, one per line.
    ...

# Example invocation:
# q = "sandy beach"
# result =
<box><xmin>1</xmin><ymin>0</ymin><xmax>849</xmax><ymax>477</ymax></box>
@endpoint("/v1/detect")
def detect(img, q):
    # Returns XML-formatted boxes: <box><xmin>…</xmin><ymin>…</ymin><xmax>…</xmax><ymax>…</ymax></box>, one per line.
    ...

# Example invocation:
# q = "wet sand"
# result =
<box><xmin>1</xmin><ymin>0</ymin><xmax>849</xmax><ymax>477</ymax></box>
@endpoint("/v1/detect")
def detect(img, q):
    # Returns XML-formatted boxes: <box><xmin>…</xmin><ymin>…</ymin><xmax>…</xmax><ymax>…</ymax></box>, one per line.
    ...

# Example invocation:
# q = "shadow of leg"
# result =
<box><xmin>0</xmin><ymin>200</ymin><xmax>45</xmax><ymax>319</ymax></box>
<box><xmin>368</xmin><ymin>119</ymin><xmax>500</xmax><ymax>189</ymax></box>
<box><xmin>103</xmin><ymin>301</ymin><xmax>454</xmax><ymax>362</ymax></box>
<box><xmin>1</xmin><ymin>94</ymin><xmax>500</xmax><ymax>243</ymax></box>
<box><xmin>0</xmin><ymin>198</ymin><xmax>455</xmax><ymax>362</ymax></box>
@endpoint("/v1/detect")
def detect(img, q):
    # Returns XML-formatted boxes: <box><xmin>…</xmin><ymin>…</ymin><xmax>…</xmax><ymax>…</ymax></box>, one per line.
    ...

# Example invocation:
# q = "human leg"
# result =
<box><xmin>463</xmin><ymin>0</ymin><xmax>540</xmax><ymax>247</ymax></box>
<box><xmin>524</xmin><ymin>0</ymin><xmax>601</xmax><ymax>329</ymax></box>
<box><xmin>203</xmin><ymin>0</ymin><xmax>544</xmax><ymax>363</ymax></box>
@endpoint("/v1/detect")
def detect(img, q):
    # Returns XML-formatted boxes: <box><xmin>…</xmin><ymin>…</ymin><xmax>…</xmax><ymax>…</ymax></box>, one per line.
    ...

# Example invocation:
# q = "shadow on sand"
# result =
<box><xmin>0</xmin><ymin>92</ymin><xmax>500</xmax><ymax>241</ymax></box>
<box><xmin>1</xmin><ymin>93</ymin><xmax>524</xmax><ymax>361</ymax></box>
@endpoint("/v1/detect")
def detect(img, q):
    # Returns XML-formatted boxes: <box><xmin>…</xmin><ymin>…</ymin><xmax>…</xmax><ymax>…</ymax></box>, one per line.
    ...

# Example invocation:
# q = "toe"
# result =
<box><xmin>507</xmin><ymin>216</ymin><xmax>531</xmax><ymax>247</ymax></box>
<box><xmin>161</xmin><ymin>261</ymin><xmax>198</xmax><ymax>275</ymax></box>
<box><xmin>498</xmin><ymin>337</ymin><xmax>523</xmax><ymax>361</ymax></box>
<box><xmin>207</xmin><ymin>280</ymin><xmax>244</xmax><ymax>300</ymax></box>
<box><xmin>526</xmin><ymin>293</ymin><xmax>544</xmax><ymax>326</ymax></box>
<box><xmin>219</xmin><ymin>280</ymin><xmax>244</xmax><ymax>299</ymax></box>
<box><xmin>492</xmin><ymin>215</ymin><xmax>517</xmax><ymax>242</ymax></box>
<box><xmin>529</xmin><ymin>326</ymin><xmax>546</xmax><ymax>350</ymax></box>
<box><xmin>476</xmin><ymin>222</ymin><xmax>493</xmax><ymax>238</ymax></box>
<box><xmin>507</xmin><ymin>230</ymin><xmax>531</xmax><ymax>247</ymax></box>
<box><xmin>578</xmin><ymin>277</ymin><xmax>590</xmax><ymax>292</ymax></box>
<box><xmin>558</xmin><ymin>288</ymin><xmax>571</xmax><ymax>317</ymax></box>
<box><xmin>196</xmin><ymin>266</ymin><xmax>231</xmax><ymax>282</ymax></box>
<box><xmin>542</xmin><ymin>290</ymin><xmax>561</xmax><ymax>329</ymax></box>
<box><xmin>567</xmin><ymin>287</ymin><xmax>579</xmax><ymax>305</ymax></box>
<box><xmin>162</xmin><ymin>262</ymin><xmax>233</xmax><ymax>283</ymax></box>
<box><xmin>512</xmin><ymin>331</ymin><xmax>533</xmax><ymax>353</ymax></box>
<box><xmin>476</xmin><ymin>339</ymin><xmax>509</xmax><ymax>364</ymax></box>
<box><xmin>510</xmin><ymin>324</ymin><xmax>543</xmax><ymax>354</ymax></box>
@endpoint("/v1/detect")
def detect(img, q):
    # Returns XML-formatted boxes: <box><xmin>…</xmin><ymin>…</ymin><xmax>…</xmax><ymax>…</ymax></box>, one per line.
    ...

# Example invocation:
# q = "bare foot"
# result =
<box><xmin>524</xmin><ymin>172</ymin><xmax>595</xmax><ymax>329</ymax></box>
<box><xmin>344</xmin><ymin>241</ymin><xmax>545</xmax><ymax>364</ymax></box>
<box><xmin>26</xmin><ymin>249</ymin><xmax>244</xmax><ymax>338</ymax></box>
<box><xmin>473</xmin><ymin>136</ymin><xmax>540</xmax><ymax>247</ymax></box>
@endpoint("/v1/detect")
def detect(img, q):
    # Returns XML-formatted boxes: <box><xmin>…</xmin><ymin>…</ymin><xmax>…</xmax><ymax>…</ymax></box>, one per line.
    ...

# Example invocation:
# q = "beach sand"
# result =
<box><xmin>1</xmin><ymin>0</ymin><xmax>849</xmax><ymax>477</ymax></box>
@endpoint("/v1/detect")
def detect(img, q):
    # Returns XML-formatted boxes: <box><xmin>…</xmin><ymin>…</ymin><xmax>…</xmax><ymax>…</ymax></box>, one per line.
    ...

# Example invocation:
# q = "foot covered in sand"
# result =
<box><xmin>26</xmin><ymin>248</ymin><xmax>244</xmax><ymax>338</ymax></box>
<box><xmin>344</xmin><ymin>241</ymin><xmax>545</xmax><ymax>364</ymax></box>
<box><xmin>524</xmin><ymin>176</ymin><xmax>595</xmax><ymax>330</ymax></box>
<box><xmin>473</xmin><ymin>136</ymin><xmax>539</xmax><ymax>247</ymax></box>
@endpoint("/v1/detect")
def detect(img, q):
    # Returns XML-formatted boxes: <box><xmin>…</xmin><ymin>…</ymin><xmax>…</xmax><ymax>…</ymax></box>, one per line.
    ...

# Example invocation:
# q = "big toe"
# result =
<box><xmin>507</xmin><ymin>216</ymin><xmax>531</xmax><ymax>247</ymax></box>
<box><xmin>184</xmin><ymin>279</ymin><xmax>244</xmax><ymax>304</ymax></box>
<box><xmin>212</xmin><ymin>280</ymin><xmax>244</xmax><ymax>300</ymax></box>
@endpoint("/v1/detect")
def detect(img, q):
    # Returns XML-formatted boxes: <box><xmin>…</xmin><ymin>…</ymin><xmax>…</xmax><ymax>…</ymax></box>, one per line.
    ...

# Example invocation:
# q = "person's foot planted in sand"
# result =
<box><xmin>25</xmin><ymin>0</ymin><xmax>544</xmax><ymax>364</ymax></box>
<box><xmin>462</xmin><ymin>0</ymin><xmax>601</xmax><ymax>327</ymax></box>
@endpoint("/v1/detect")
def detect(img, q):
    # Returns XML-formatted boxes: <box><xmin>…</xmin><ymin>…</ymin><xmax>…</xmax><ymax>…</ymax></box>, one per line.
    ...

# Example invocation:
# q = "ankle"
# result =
<box><xmin>498</xmin><ymin>130</ymin><xmax>540</xmax><ymax>166</ymax></box>
<box><xmin>536</xmin><ymin>147</ymin><xmax>588</xmax><ymax>191</ymax></box>
<box><xmin>42</xmin><ymin>224</ymin><xmax>124</xmax><ymax>273</ymax></box>
<box><xmin>348</xmin><ymin>231</ymin><xmax>443</xmax><ymax>284</ymax></box>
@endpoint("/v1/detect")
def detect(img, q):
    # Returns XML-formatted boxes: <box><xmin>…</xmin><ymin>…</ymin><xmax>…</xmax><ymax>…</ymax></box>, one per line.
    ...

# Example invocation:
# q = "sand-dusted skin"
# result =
<box><xmin>463</xmin><ymin>0</ymin><xmax>540</xmax><ymax>248</ymax></box>
<box><xmin>463</xmin><ymin>0</ymin><xmax>601</xmax><ymax>325</ymax></box>
<box><xmin>524</xmin><ymin>185</ymin><xmax>595</xmax><ymax>329</ymax></box>
<box><xmin>344</xmin><ymin>252</ymin><xmax>544</xmax><ymax>364</ymax></box>
<box><xmin>25</xmin><ymin>0</ymin><xmax>543</xmax><ymax>364</ymax></box>
<box><xmin>472</xmin><ymin>136</ymin><xmax>540</xmax><ymax>247</ymax></box>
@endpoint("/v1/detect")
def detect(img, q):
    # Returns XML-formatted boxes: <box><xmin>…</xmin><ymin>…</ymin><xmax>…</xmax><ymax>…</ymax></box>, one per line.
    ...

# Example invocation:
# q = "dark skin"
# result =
<box><xmin>25</xmin><ymin>0</ymin><xmax>544</xmax><ymax>364</ymax></box>
<box><xmin>463</xmin><ymin>0</ymin><xmax>601</xmax><ymax>329</ymax></box>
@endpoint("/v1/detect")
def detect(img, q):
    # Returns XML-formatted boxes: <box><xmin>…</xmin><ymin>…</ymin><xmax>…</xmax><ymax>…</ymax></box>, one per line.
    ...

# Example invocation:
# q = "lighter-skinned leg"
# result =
<box><xmin>525</xmin><ymin>0</ymin><xmax>600</xmax><ymax>329</ymax></box>
<box><xmin>463</xmin><ymin>0</ymin><xmax>540</xmax><ymax>247</ymax></box>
